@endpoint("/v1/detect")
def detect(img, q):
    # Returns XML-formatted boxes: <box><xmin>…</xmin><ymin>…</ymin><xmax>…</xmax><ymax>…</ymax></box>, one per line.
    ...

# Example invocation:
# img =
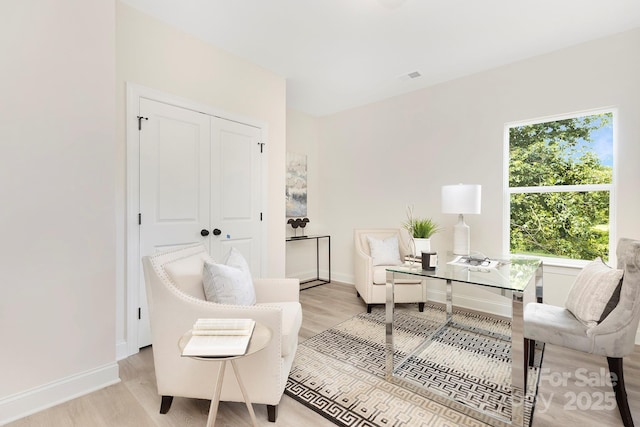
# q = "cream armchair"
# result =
<box><xmin>141</xmin><ymin>244</ymin><xmax>302</xmax><ymax>422</ymax></box>
<box><xmin>354</xmin><ymin>228</ymin><xmax>427</xmax><ymax>313</ymax></box>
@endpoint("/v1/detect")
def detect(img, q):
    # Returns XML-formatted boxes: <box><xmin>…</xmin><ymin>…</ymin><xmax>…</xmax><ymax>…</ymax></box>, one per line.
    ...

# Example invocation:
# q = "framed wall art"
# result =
<box><xmin>286</xmin><ymin>152</ymin><xmax>307</xmax><ymax>217</ymax></box>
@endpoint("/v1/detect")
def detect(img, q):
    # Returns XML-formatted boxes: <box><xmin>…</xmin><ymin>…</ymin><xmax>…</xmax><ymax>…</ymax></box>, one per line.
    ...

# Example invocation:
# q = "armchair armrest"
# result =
<box><xmin>354</xmin><ymin>247</ymin><xmax>373</xmax><ymax>287</ymax></box>
<box><xmin>587</xmin><ymin>303</ymin><xmax>640</xmax><ymax>356</ymax></box>
<box><xmin>254</xmin><ymin>278</ymin><xmax>300</xmax><ymax>303</ymax></box>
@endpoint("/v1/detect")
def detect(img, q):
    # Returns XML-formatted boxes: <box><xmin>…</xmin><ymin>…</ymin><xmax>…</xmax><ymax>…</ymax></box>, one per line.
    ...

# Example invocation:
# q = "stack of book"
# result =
<box><xmin>404</xmin><ymin>255</ymin><xmax>422</xmax><ymax>263</ymax></box>
<box><xmin>181</xmin><ymin>318</ymin><xmax>256</xmax><ymax>357</ymax></box>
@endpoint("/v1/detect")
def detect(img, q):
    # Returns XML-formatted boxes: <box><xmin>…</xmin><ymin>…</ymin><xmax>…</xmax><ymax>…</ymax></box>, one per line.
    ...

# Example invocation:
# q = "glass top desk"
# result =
<box><xmin>385</xmin><ymin>256</ymin><xmax>543</xmax><ymax>427</ymax></box>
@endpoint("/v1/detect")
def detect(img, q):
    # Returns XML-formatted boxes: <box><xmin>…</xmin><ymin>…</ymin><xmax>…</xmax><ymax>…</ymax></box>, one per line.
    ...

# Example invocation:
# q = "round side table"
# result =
<box><xmin>178</xmin><ymin>322</ymin><xmax>272</xmax><ymax>427</ymax></box>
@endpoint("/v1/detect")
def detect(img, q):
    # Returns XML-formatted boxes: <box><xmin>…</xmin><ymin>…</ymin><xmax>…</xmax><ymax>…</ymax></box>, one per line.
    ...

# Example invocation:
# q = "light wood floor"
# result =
<box><xmin>8</xmin><ymin>282</ymin><xmax>640</xmax><ymax>427</ymax></box>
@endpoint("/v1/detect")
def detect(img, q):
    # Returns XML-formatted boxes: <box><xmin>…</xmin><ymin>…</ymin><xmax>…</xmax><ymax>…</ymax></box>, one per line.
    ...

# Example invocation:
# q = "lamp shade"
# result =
<box><xmin>441</xmin><ymin>184</ymin><xmax>481</xmax><ymax>214</ymax></box>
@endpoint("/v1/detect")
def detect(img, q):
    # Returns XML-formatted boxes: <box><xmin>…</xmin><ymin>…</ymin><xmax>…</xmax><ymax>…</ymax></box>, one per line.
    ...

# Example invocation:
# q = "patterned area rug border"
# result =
<box><xmin>286</xmin><ymin>304</ymin><xmax>543</xmax><ymax>427</ymax></box>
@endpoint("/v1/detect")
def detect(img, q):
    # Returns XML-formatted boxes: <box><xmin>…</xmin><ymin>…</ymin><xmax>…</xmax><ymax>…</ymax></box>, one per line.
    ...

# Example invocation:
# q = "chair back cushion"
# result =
<box><xmin>565</xmin><ymin>257</ymin><xmax>623</xmax><ymax>327</ymax></box>
<box><xmin>367</xmin><ymin>234</ymin><xmax>403</xmax><ymax>266</ymax></box>
<box><xmin>162</xmin><ymin>249</ymin><xmax>213</xmax><ymax>300</ymax></box>
<box><xmin>355</xmin><ymin>229</ymin><xmax>411</xmax><ymax>260</ymax></box>
<box><xmin>203</xmin><ymin>247</ymin><xmax>256</xmax><ymax>305</ymax></box>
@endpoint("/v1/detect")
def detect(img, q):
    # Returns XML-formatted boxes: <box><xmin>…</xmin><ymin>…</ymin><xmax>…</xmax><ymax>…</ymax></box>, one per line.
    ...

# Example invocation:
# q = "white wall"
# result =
<box><xmin>291</xmin><ymin>28</ymin><xmax>640</xmax><ymax>314</ymax></box>
<box><xmin>285</xmin><ymin>109</ymin><xmax>331</xmax><ymax>280</ymax></box>
<box><xmin>115</xmin><ymin>3</ymin><xmax>287</xmax><ymax>354</ymax></box>
<box><xmin>0</xmin><ymin>1</ymin><xmax>118</xmax><ymax>423</ymax></box>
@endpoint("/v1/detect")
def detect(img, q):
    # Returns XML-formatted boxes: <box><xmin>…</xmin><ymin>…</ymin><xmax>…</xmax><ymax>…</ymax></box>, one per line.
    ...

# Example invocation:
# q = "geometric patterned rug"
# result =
<box><xmin>285</xmin><ymin>304</ymin><xmax>543</xmax><ymax>427</ymax></box>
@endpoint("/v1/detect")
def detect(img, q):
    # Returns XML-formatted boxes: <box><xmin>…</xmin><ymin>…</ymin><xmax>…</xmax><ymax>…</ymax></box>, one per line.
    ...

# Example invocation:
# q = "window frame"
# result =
<box><xmin>502</xmin><ymin>108</ymin><xmax>617</xmax><ymax>267</ymax></box>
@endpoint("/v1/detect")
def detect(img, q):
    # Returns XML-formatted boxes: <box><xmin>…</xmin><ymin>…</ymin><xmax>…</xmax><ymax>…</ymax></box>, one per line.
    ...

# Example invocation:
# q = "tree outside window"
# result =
<box><xmin>507</xmin><ymin>112</ymin><xmax>614</xmax><ymax>261</ymax></box>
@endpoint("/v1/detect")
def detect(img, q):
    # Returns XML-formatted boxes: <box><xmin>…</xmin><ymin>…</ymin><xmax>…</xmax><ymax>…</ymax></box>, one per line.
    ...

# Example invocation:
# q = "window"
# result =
<box><xmin>505</xmin><ymin>111</ymin><xmax>614</xmax><ymax>262</ymax></box>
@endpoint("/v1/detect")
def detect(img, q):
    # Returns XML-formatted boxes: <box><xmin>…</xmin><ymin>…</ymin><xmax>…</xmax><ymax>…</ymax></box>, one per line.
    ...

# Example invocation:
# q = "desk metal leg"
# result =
<box><xmin>445</xmin><ymin>279</ymin><xmax>453</xmax><ymax>322</ymax></box>
<box><xmin>207</xmin><ymin>361</ymin><xmax>226</xmax><ymax>427</ymax></box>
<box><xmin>511</xmin><ymin>291</ymin><xmax>525</xmax><ymax>427</ymax></box>
<box><xmin>385</xmin><ymin>270</ymin><xmax>395</xmax><ymax>381</ymax></box>
<box><xmin>230</xmin><ymin>360</ymin><xmax>258</xmax><ymax>427</ymax></box>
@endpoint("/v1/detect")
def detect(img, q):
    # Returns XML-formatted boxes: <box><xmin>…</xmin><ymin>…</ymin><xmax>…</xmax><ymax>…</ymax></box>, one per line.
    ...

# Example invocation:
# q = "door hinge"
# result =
<box><xmin>137</xmin><ymin>116</ymin><xmax>148</xmax><ymax>131</ymax></box>
<box><xmin>138</xmin><ymin>213</ymin><xmax>142</xmax><ymax>225</ymax></box>
<box><xmin>138</xmin><ymin>307</ymin><xmax>141</xmax><ymax>320</ymax></box>
<box><xmin>258</xmin><ymin>142</ymin><xmax>265</xmax><ymax>153</ymax></box>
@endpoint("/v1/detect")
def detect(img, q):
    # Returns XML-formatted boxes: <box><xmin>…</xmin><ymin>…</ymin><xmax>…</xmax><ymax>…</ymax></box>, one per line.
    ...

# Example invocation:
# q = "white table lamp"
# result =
<box><xmin>441</xmin><ymin>184</ymin><xmax>482</xmax><ymax>255</ymax></box>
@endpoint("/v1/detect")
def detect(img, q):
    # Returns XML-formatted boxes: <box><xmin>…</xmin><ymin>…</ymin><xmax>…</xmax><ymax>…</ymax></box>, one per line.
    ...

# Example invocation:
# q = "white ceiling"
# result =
<box><xmin>121</xmin><ymin>0</ymin><xmax>640</xmax><ymax>116</ymax></box>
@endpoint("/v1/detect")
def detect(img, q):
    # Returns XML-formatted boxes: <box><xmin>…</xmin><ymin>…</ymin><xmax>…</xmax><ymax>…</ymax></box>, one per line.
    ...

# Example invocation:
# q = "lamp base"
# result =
<box><xmin>452</xmin><ymin>214</ymin><xmax>470</xmax><ymax>255</ymax></box>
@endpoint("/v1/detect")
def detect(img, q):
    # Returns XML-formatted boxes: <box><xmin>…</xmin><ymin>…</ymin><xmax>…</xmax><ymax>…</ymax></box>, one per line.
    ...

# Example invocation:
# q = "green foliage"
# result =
<box><xmin>403</xmin><ymin>206</ymin><xmax>441</xmax><ymax>238</ymax></box>
<box><xmin>509</xmin><ymin>113</ymin><xmax>612</xmax><ymax>260</ymax></box>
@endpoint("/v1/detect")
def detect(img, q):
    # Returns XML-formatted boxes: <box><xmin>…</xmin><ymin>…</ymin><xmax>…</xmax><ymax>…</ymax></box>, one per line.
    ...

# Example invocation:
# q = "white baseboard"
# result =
<box><xmin>287</xmin><ymin>268</ymin><xmax>332</xmax><ymax>283</ymax></box>
<box><xmin>331</xmin><ymin>272</ymin><xmax>354</xmax><ymax>285</ymax></box>
<box><xmin>0</xmin><ymin>362</ymin><xmax>120</xmax><ymax>425</ymax></box>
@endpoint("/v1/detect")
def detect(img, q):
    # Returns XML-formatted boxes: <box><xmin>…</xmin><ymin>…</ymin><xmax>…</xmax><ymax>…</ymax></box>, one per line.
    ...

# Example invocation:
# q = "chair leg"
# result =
<box><xmin>607</xmin><ymin>357</ymin><xmax>634</xmax><ymax>427</ymax></box>
<box><xmin>418</xmin><ymin>302</ymin><xmax>425</xmax><ymax>312</ymax></box>
<box><xmin>267</xmin><ymin>404</ymin><xmax>278</xmax><ymax>422</ymax></box>
<box><xmin>526</xmin><ymin>338</ymin><xmax>535</xmax><ymax>367</ymax></box>
<box><xmin>160</xmin><ymin>395</ymin><xmax>173</xmax><ymax>414</ymax></box>
<box><xmin>367</xmin><ymin>304</ymin><xmax>373</xmax><ymax>313</ymax></box>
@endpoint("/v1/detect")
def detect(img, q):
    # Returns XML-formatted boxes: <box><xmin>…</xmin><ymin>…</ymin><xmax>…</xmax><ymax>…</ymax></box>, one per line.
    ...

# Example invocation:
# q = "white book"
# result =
<box><xmin>182</xmin><ymin>319</ymin><xmax>256</xmax><ymax>357</ymax></box>
<box><xmin>193</xmin><ymin>318</ymin><xmax>255</xmax><ymax>334</ymax></box>
<box><xmin>447</xmin><ymin>256</ymin><xmax>499</xmax><ymax>270</ymax></box>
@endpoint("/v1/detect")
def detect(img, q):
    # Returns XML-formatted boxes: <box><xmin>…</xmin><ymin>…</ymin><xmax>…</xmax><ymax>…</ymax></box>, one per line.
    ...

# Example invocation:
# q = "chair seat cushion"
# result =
<box><xmin>524</xmin><ymin>303</ymin><xmax>592</xmax><ymax>353</ymax></box>
<box><xmin>256</xmin><ymin>301</ymin><xmax>302</xmax><ymax>357</ymax></box>
<box><xmin>372</xmin><ymin>265</ymin><xmax>422</xmax><ymax>285</ymax></box>
<box><xmin>564</xmin><ymin>258</ymin><xmax>623</xmax><ymax>327</ymax></box>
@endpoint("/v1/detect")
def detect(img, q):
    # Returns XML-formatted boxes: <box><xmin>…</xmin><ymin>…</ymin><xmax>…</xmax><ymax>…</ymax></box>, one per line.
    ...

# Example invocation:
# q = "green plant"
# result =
<box><xmin>403</xmin><ymin>206</ymin><xmax>441</xmax><ymax>238</ymax></box>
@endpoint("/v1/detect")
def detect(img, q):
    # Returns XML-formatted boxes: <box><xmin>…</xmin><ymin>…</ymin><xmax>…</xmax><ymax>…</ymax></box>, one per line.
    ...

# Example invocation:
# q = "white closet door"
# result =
<box><xmin>138</xmin><ymin>98</ymin><xmax>210</xmax><ymax>347</ymax></box>
<box><xmin>210</xmin><ymin>118</ymin><xmax>262</xmax><ymax>276</ymax></box>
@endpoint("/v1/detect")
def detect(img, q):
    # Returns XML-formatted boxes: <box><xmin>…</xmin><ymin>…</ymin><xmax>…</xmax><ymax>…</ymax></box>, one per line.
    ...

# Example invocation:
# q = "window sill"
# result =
<box><xmin>512</xmin><ymin>254</ymin><xmax>590</xmax><ymax>270</ymax></box>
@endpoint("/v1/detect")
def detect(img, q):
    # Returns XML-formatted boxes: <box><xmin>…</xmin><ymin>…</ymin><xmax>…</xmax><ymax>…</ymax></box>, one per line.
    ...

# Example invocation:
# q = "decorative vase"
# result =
<box><xmin>412</xmin><ymin>238</ymin><xmax>431</xmax><ymax>257</ymax></box>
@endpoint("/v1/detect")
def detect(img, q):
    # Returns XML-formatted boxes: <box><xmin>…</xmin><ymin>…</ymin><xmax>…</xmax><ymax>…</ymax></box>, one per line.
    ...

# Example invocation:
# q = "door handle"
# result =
<box><xmin>200</xmin><ymin>229</ymin><xmax>210</xmax><ymax>237</ymax></box>
<box><xmin>212</xmin><ymin>228</ymin><xmax>222</xmax><ymax>236</ymax></box>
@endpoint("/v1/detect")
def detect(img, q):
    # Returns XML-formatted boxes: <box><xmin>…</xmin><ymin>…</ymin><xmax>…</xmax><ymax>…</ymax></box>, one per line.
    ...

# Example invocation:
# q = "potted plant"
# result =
<box><xmin>403</xmin><ymin>206</ymin><xmax>441</xmax><ymax>256</ymax></box>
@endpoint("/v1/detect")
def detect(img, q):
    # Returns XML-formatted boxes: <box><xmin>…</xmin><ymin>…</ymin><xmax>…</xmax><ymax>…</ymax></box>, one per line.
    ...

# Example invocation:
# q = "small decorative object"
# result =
<box><xmin>441</xmin><ymin>184</ymin><xmax>482</xmax><ymax>255</ymax></box>
<box><xmin>421</xmin><ymin>252</ymin><xmax>438</xmax><ymax>270</ymax></box>
<box><xmin>287</xmin><ymin>217</ymin><xmax>310</xmax><ymax>238</ymax></box>
<box><xmin>403</xmin><ymin>206</ymin><xmax>441</xmax><ymax>258</ymax></box>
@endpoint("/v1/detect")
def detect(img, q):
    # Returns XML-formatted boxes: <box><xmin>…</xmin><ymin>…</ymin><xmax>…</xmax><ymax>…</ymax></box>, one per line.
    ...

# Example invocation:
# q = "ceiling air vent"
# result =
<box><xmin>398</xmin><ymin>71</ymin><xmax>422</xmax><ymax>82</ymax></box>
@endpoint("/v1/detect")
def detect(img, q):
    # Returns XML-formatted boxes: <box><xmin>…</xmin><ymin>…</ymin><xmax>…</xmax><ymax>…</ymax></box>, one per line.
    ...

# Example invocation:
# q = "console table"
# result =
<box><xmin>285</xmin><ymin>235</ymin><xmax>331</xmax><ymax>289</ymax></box>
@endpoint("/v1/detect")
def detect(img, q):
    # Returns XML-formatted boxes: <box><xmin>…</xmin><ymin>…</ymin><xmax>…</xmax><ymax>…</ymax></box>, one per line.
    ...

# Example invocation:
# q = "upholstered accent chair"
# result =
<box><xmin>354</xmin><ymin>228</ymin><xmax>427</xmax><ymax>313</ymax></box>
<box><xmin>141</xmin><ymin>244</ymin><xmax>303</xmax><ymax>422</ymax></box>
<box><xmin>524</xmin><ymin>238</ymin><xmax>640</xmax><ymax>427</ymax></box>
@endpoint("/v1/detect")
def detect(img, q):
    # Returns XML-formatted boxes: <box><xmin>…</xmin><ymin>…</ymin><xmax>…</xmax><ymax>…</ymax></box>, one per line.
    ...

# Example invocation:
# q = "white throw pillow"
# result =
<box><xmin>367</xmin><ymin>235</ymin><xmax>402</xmax><ymax>266</ymax></box>
<box><xmin>203</xmin><ymin>247</ymin><xmax>256</xmax><ymax>305</ymax></box>
<box><xmin>565</xmin><ymin>257</ymin><xmax>623</xmax><ymax>327</ymax></box>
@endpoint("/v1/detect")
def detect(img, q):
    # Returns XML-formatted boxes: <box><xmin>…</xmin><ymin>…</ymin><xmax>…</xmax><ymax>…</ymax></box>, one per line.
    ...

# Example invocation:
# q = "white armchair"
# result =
<box><xmin>141</xmin><ymin>244</ymin><xmax>303</xmax><ymax>422</ymax></box>
<box><xmin>354</xmin><ymin>228</ymin><xmax>427</xmax><ymax>313</ymax></box>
